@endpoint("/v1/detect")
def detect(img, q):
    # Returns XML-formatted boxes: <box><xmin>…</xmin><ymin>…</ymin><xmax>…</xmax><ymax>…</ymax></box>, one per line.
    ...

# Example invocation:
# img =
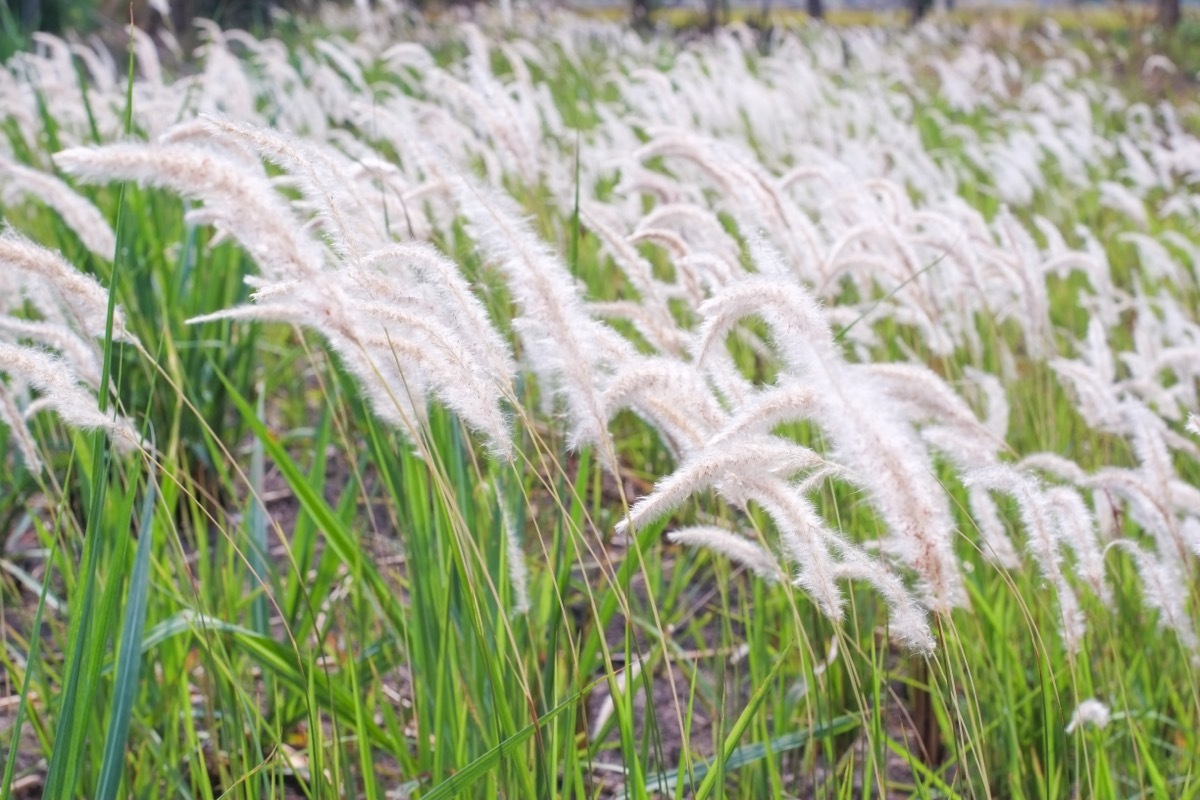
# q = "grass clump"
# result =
<box><xmin>1</xmin><ymin>8</ymin><xmax>1199</xmax><ymax>800</ymax></box>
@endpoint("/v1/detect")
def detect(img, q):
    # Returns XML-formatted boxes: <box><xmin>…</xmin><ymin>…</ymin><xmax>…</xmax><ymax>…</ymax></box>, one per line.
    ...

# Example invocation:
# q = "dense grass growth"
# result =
<box><xmin>1</xmin><ymin>8</ymin><xmax>1199</xmax><ymax>799</ymax></box>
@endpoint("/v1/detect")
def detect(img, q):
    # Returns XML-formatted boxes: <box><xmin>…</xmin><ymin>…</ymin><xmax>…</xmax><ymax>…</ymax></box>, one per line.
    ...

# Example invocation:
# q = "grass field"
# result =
<box><xmin>1</xmin><ymin>5</ymin><xmax>1199</xmax><ymax>798</ymax></box>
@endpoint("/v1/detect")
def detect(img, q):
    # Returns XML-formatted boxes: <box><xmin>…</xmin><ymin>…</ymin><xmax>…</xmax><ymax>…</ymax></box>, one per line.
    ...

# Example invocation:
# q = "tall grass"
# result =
<box><xmin>0</xmin><ymin>8</ymin><xmax>1199</xmax><ymax>799</ymax></box>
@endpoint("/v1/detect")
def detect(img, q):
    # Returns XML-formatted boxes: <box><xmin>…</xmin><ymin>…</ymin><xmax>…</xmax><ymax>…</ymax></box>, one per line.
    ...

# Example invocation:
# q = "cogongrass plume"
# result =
<box><xmin>0</xmin><ymin>343</ymin><xmax>140</xmax><ymax>470</ymax></box>
<box><xmin>615</xmin><ymin>429</ymin><xmax>935</xmax><ymax>652</ymax></box>
<box><xmin>54</xmin><ymin>141</ymin><xmax>324</xmax><ymax>281</ymax></box>
<box><xmin>0</xmin><ymin>230</ymin><xmax>132</xmax><ymax>342</ymax></box>
<box><xmin>0</xmin><ymin>233</ymin><xmax>142</xmax><ymax>470</ymax></box>
<box><xmin>966</xmin><ymin>465</ymin><xmax>1092</xmax><ymax>653</ymax></box>
<box><xmin>0</xmin><ymin>157</ymin><xmax>116</xmax><ymax>258</ymax></box>
<box><xmin>693</xmin><ymin>265</ymin><xmax>966</xmax><ymax>615</ymax></box>
<box><xmin>190</xmin><ymin>241</ymin><xmax>518</xmax><ymax>461</ymax></box>
<box><xmin>456</xmin><ymin>179</ymin><xmax>633</xmax><ymax>463</ymax></box>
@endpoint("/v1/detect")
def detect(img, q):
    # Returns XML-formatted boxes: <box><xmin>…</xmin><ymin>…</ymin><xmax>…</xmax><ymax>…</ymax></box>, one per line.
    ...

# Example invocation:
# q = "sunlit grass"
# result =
<box><xmin>0</xmin><ymin>8</ymin><xmax>1198</xmax><ymax>800</ymax></box>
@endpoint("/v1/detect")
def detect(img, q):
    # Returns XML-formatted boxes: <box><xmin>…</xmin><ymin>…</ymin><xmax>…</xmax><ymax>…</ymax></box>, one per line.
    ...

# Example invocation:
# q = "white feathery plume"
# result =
<box><xmin>1087</xmin><ymin>468</ymin><xmax>1177</xmax><ymax>553</ymax></box>
<box><xmin>614</xmin><ymin>437</ymin><xmax>828</xmax><ymax>536</ymax></box>
<box><xmin>613</xmin><ymin>165</ymin><xmax>695</xmax><ymax>205</ymax></box>
<box><xmin>966</xmin><ymin>484</ymin><xmax>1022</xmax><ymax>569</ymax></box>
<box><xmin>226</xmin><ymin>289</ymin><xmax>453</xmax><ymax>420</ymax></box>
<box><xmin>993</xmin><ymin>211</ymin><xmax>1054</xmax><ymax>358</ymax></box>
<box><xmin>131</xmin><ymin>26</ymin><xmax>163</xmax><ymax>86</ymax></box>
<box><xmin>634</xmin><ymin>129</ymin><xmax>823</xmax><ymax>279</ymax></box>
<box><xmin>455</xmin><ymin>179</ymin><xmax>631</xmax><ymax>460</ymax></box>
<box><xmin>1065</xmin><ymin>699</ymin><xmax>1111</xmax><ymax>734</ymax></box>
<box><xmin>580</xmin><ymin>203</ymin><xmax>670</xmax><ymax>304</ymax></box>
<box><xmin>1019</xmin><ymin>452</ymin><xmax>1090</xmax><ymax>485</ymax></box>
<box><xmin>1093</xmin><ymin>489</ymin><xmax>1120</xmax><ymax>543</ymax></box>
<box><xmin>0</xmin><ymin>157</ymin><xmax>116</xmax><ymax>258</ymax></box>
<box><xmin>499</xmin><ymin>496</ymin><xmax>531</xmax><ymax>614</ymax></box>
<box><xmin>692</xmin><ymin>276</ymin><xmax>830</xmax><ymax>374</ymax></box>
<box><xmin>1168</xmin><ymin>480</ymin><xmax>1200</xmax><ymax>518</ymax></box>
<box><xmin>0</xmin><ymin>317</ymin><xmax>102</xmax><ymax>388</ymax></box>
<box><xmin>706</xmin><ymin>381</ymin><xmax>818</xmax><ymax>447</ymax></box>
<box><xmin>0</xmin><ymin>342</ymin><xmax>139</xmax><ymax>453</ymax></box>
<box><xmin>1044</xmin><ymin>486</ymin><xmax>1111</xmax><ymax>604</ymax></box>
<box><xmin>600</xmin><ymin>356</ymin><xmax>726</xmax><ymax>456</ymax></box>
<box><xmin>862</xmin><ymin>363</ymin><xmax>1000</xmax><ymax>461</ymax></box>
<box><xmin>68</xmin><ymin>38</ymin><xmax>116</xmax><ymax>94</ymax></box>
<box><xmin>743</xmin><ymin>478</ymin><xmax>853</xmax><ymax>625</ymax></box>
<box><xmin>588</xmin><ymin>301</ymin><xmax>690</xmax><ymax>355</ymax></box>
<box><xmin>830</xmin><ymin>546</ymin><xmax>937</xmax><ymax>653</ymax></box>
<box><xmin>1120</xmin><ymin>233</ymin><xmax>1185</xmax><ymax>285</ymax></box>
<box><xmin>54</xmin><ymin>142</ymin><xmax>324</xmax><ymax>280</ymax></box>
<box><xmin>966</xmin><ymin>465</ymin><xmax>1087</xmax><ymax>652</ymax></box>
<box><xmin>356</xmin><ymin>242</ymin><xmax>517</xmax><ymax>389</ymax></box>
<box><xmin>0</xmin><ymin>388</ymin><xmax>41</xmax><ymax>472</ymax></box>
<box><xmin>1097</xmin><ymin>181</ymin><xmax>1148</xmax><ymax>228</ymax></box>
<box><xmin>964</xmin><ymin>367</ymin><xmax>1010</xmax><ymax>441</ymax></box>
<box><xmin>1110</xmin><ymin>540</ymin><xmax>1198</xmax><ymax>653</ymax></box>
<box><xmin>0</xmin><ymin>230</ymin><xmax>131</xmax><ymax>342</ymax></box>
<box><xmin>1181</xmin><ymin>517</ymin><xmax>1200</xmax><ymax>558</ymax></box>
<box><xmin>190</xmin><ymin>260</ymin><xmax>517</xmax><ymax>460</ymax></box>
<box><xmin>611</xmin><ymin>431</ymin><xmax>845</xmax><ymax>619</ymax></box>
<box><xmin>1049</xmin><ymin>359</ymin><xmax>1123</xmax><ymax>434</ymax></box>
<box><xmin>615</xmin><ymin>427</ymin><xmax>932</xmax><ymax>650</ymax></box>
<box><xmin>633</xmin><ymin>202</ymin><xmax>741</xmax><ymax>269</ymax></box>
<box><xmin>1123</xmin><ymin>403</ymin><xmax>1175</xmax><ymax>501</ymax></box>
<box><xmin>200</xmin><ymin>115</ymin><xmax>388</xmax><ymax>260</ymax></box>
<box><xmin>694</xmin><ymin>271</ymin><xmax>965</xmax><ymax>612</ymax></box>
<box><xmin>157</xmin><ymin>119</ymin><xmax>268</xmax><ymax>170</ymax></box>
<box><xmin>626</xmin><ymin>227</ymin><xmax>689</xmax><ymax>259</ymax></box>
<box><xmin>189</xmin><ymin>21</ymin><xmax>260</xmax><ymax>123</ymax></box>
<box><xmin>675</xmin><ymin>252</ymin><xmax>743</xmax><ymax>297</ymax></box>
<box><xmin>667</xmin><ymin>526</ymin><xmax>785</xmax><ymax>582</ymax></box>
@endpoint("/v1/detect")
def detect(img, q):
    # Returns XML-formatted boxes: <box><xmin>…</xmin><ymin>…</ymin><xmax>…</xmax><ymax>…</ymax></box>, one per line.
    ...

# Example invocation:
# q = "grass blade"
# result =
<box><xmin>0</xmin><ymin>539</ymin><xmax>60</xmax><ymax>800</ymax></box>
<box><xmin>43</xmin><ymin>16</ymin><xmax>137</xmax><ymax>797</ymax></box>
<box><xmin>422</xmin><ymin>690</ymin><xmax>584</xmax><ymax>800</ymax></box>
<box><xmin>693</xmin><ymin>647</ymin><xmax>793</xmax><ymax>800</ymax></box>
<box><xmin>618</xmin><ymin>715</ymin><xmax>860</xmax><ymax>800</ymax></box>
<box><xmin>95</xmin><ymin>476</ymin><xmax>158</xmax><ymax>800</ymax></box>
<box><xmin>215</xmin><ymin>366</ymin><xmax>408</xmax><ymax>638</ymax></box>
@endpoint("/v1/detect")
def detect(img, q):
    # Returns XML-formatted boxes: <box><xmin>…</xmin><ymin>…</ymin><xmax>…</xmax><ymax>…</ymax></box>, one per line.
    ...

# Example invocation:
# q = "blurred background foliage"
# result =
<box><xmin>3</xmin><ymin>0</ymin><xmax>1195</xmax><ymax>71</ymax></box>
<box><xmin>0</xmin><ymin>0</ymin><xmax>319</xmax><ymax>59</ymax></box>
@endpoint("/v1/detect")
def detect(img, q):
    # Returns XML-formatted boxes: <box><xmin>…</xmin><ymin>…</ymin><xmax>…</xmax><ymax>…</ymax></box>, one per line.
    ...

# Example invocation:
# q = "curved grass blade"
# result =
<box><xmin>215</xmin><ymin>366</ymin><xmax>409</xmax><ymax>639</ymax></box>
<box><xmin>247</xmin><ymin>388</ymin><xmax>271</xmax><ymax>638</ymax></box>
<box><xmin>616</xmin><ymin>714</ymin><xmax>859</xmax><ymax>800</ymax></box>
<box><xmin>43</xmin><ymin>21</ymin><xmax>137</xmax><ymax>798</ymax></box>
<box><xmin>123</xmin><ymin>610</ymin><xmax>399</xmax><ymax>755</ymax></box>
<box><xmin>96</xmin><ymin>476</ymin><xmax>158</xmax><ymax>800</ymax></box>
<box><xmin>0</xmin><ymin>539</ymin><xmax>60</xmax><ymax>799</ymax></box>
<box><xmin>693</xmin><ymin>646</ymin><xmax>793</xmax><ymax>800</ymax></box>
<box><xmin>422</xmin><ymin>690</ymin><xmax>583</xmax><ymax>800</ymax></box>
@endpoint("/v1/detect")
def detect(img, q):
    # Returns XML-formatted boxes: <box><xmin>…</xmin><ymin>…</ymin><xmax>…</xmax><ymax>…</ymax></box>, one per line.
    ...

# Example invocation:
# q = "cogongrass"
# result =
<box><xmin>1</xmin><ymin>8</ymin><xmax>1199</xmax><ymax>798</ymax></box>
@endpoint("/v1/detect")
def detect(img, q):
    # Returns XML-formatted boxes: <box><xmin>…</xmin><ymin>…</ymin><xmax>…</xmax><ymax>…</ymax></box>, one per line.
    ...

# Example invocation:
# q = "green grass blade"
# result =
<box><xmin>0</xmin><ymin>539</ymin><xmax>60</xmax><ymax>800</ymax></box>
<box><xmin>422</xmin><ymin>690</ymin><xmax>584</xmax><ymax>800</ymax></box>
<box><xmin>215</xmin><ymin>366</ymin><xmax>408</xmax><ymax>638</ymax></box>
<box><xmin>693</xmin><ymin>646</ymin><xmax>793</xmax><ymax>800</ymax></box>
<box><xmin>95</xmin><ymin>476</ymin><xmax>158</xmax><ymax>800</ymax></box>
<box><xmin>247</xmin><ymin>389</ymin><xmax>271</xmax><ymax>638</ymax></box>
<box><xmin>618</xmin><ymin>715</ymin><xmax>859</xmax><ymax>800</ymax></box>
<box><xmin>43</xmin><ymin>18</ymin><xmax>136</xmax><ymax>798</ymax></box>
<box><xmin>121</xmin><ymin>609</ymin><xmax>400</xmax><ymax>756</ymax></box>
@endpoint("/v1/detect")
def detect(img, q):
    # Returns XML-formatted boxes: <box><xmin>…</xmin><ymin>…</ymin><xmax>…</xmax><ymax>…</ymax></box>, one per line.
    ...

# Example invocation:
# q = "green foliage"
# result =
<box><xmin>0</xmin><ymin>12</ymin><xmax>1199</xmax><ymax>800</ymax></box>
<box><xmin>1</xmin><ymin>0</ymin><xmax>89</xmax><ymax>60</ymax></box>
